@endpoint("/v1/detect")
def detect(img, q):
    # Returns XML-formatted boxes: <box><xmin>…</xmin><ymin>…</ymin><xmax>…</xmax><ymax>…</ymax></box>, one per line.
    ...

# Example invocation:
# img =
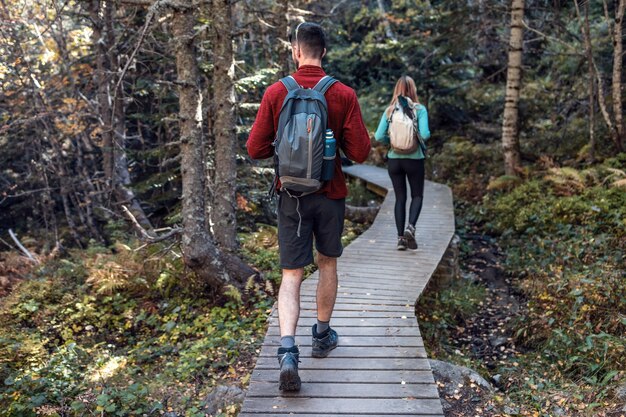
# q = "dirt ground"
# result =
<box><xmin>430</xmin><ymin>233</ymin><xmax>625</xmax><ymax>417</ymax></box>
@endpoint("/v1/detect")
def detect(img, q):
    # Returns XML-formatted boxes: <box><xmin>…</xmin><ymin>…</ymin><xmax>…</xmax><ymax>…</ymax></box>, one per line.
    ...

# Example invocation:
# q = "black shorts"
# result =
<box><xmin>277</xmin><ymin>193</ymin><xmax>345</xmax><ymax>269</ymax></box>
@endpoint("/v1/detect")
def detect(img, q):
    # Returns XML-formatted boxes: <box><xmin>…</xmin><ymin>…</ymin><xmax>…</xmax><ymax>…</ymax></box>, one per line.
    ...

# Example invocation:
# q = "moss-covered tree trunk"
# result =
<box><xmin>173</xmin><ymin>1</ymin><xmax>256</xmax><ymax>291</ymax></box>
<box><xmin>501</xmin><ymin>0</ymin><xmax>524</xmax><ymax>176</ymax></box>
<box><xmin>211</xmin><ymin>0</ymin><xmax>238</xmax><ymax>251</ymax></box>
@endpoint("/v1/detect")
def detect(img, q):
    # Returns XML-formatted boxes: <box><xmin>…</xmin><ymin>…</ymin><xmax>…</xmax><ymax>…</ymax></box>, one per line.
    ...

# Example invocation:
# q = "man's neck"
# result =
<box><xmin>297</xmin><ymin>58</ymin><xmax>323</xmax><ymax>68</ymax></box>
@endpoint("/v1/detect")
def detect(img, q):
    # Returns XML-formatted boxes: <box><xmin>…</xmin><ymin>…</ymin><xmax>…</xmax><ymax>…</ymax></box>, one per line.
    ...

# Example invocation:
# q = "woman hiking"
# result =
<box><xmin>374</xmin><ymin>75</ymin><xmax>431</xmax><ymax>251</ymax></box>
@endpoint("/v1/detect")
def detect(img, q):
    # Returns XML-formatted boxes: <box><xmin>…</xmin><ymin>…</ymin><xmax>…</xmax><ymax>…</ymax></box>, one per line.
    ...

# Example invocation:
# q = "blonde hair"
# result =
<box><xmin>387</xmin><ymin>75</ymin><xmax>420</xmax><ymax>117</ymax></box>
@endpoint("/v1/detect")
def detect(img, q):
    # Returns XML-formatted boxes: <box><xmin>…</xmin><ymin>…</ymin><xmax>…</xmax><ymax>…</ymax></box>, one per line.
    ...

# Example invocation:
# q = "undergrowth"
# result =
<box><xmin>0</xmin><ymin>241</ymin><xmax>273</xmax><ymax>417</ymax></box>
<box><xmin>421</xmin><ymin>146</ymin><xmax>626</xmax><ymax>416</ymax></box>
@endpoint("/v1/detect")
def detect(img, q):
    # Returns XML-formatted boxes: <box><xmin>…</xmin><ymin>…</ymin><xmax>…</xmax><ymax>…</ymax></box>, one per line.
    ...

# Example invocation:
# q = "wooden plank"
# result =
<box><xmin>337</xmin><ymin>274</ymin><xmax>422</xmax><ymax>283</ymax></box>
<box><xmin>241</xmin><ymin>398</ymin><xmax>443</xmax><ymax>415</ymax></box>
<box><xmin>254</xmin><ymin>357</ymin><xmax>432</xmax><ymax>371</ymax></box>
<box><xmin>270</xmin><ymin>317</ymin><xmax>418</xmax><ymax>327</ymax></box>
<box><xmin>263</xmin><ymin>335</ymin><xmax>423</xmax><ymax>347</ymax></box>
<box><xmin>300</xmin><ymin>296</ymin><xmax>417</xmax><ymax>305</ymax></box>
<box><xmin>301</xmin><ymin>289</ymin><xmax>418</xmax><ymax>299</ymax></box>
<box><xmin>338</xmin><ymin>257</ymin><xmax>441</xmax><ymax>267</ymax></box>
<box><xmin>259</xmin><ymin>345</ymin><xmax>427</xmax><ymax>358</ymax></box>
<box><xmin>250</xmin><ymin>369</ymin><xmax>436</xmax><ymax>384</ymax></box>
<box><xmin>335</xmin><ymin>282</ymin><xmax>423</xmax><ymax>292</ymax></box>
<box><xmin>240</xmin><ymin>414</ymin><xmax>445</xmax><ymax>417</ymax></box>
<box><xmin>247</xmin><ymin>381</ymin><xmax>439</xmax><ymax>398</ymax></box>
<box><xmin>295</xmin><ymin>310</ymin><xmax>416</xmax><ymax>318</ymax></box>
<box><xmin>306</xmin><ymin>278</ymin><xmax>423</xmax><ymax>289</ymax></box>
<box><xmin>337</xmin><ymin>266</ymin><xmax>421</xmax><ymax>274</ymax></box>
<box><xmin>302</xmin><ymin>292</ymin><xmax>416</xmax><ymax>301</ymax></box>
<box><xmin>335</xmin><ymin>276</ymin><xmax>424</xmax><ymax>286</ymax></box>
<box><xmin>298</xmin><ymin>304</ymin><xmax>416</xmax><ymax>313</ymax></box>
<box><xmin>333</xmin><ymin>279</ymin><xmax>429</xmax><ymax>290</ymax></box>
<box><xmin>265</xmin><ymin>326</ymin><xmax>421</xmax><ymax>337</ymax></box>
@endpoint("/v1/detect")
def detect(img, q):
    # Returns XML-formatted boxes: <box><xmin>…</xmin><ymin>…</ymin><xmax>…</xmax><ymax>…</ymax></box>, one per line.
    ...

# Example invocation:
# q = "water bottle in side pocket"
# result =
<box><xmin>321</xmin><ymin>129</ymin><xmax>336</xmax><ymax>181</ymax></box>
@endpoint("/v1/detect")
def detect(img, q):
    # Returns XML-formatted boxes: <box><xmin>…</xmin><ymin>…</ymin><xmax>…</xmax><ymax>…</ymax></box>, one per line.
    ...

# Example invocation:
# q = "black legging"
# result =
<box><xmin>387</xmin><ymin>158</ymin><xmax>425</xmax><ymax>236</ymax></box>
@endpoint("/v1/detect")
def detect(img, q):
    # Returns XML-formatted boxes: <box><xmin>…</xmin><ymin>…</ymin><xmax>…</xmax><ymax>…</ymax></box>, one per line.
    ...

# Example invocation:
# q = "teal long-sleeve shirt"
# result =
<box><xmin>374</xmin><ymin>104</ymin><xmax>430</xmax><ymax>159</ymax></box>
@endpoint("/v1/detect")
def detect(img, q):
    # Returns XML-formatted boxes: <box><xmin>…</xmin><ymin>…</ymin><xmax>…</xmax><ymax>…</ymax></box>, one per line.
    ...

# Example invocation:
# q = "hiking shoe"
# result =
<box><xmin>397</xmin><ymin>236</ymin><xmax>407</xmax><ymax>251</ymax></box>
<box><xmin>404</xmin><ymin>224</ymin><xmax>418</xmax><ymax>250</ymax></box>
<box><xmin>312</xmin><ymin>324</ymin><xmax>338</xmax><ymax>358</ymax></box>
<box><xmin>277</xmin><ymin>346</ymin><xmax>301</xmax><ymax>391</ymax></box>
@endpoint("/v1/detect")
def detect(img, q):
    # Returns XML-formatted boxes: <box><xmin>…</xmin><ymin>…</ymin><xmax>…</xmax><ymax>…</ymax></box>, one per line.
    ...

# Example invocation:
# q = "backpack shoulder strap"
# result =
<box><xmin>280</xmin><ymin>76</ymin><xmax>300</xmax><ymax>91</ymax></box>
<box><xmin>387</xmin><ymin>105</ymin><xmax>398</xmax><ymax>124</ymax></box>
<box><xmin>312</xmin><ymin>76</ymin><xmax>337</xmax><ymax>95</ymax></box>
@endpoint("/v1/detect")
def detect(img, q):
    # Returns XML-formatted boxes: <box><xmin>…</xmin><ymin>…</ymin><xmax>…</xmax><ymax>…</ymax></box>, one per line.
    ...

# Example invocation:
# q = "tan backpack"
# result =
<box><xmin>387</xmin><ymin>96</ymin><xmax>419</xmax><ymax>154</ymax></box>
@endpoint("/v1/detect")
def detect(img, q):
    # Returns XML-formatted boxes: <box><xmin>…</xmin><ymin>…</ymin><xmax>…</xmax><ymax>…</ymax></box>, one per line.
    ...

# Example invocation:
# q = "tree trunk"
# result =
<box><xmin>276</xmin><ymin>0</ymin><xmax>291</xmax><ymax>77</ymax></box>
<box><xmin>92</xmin><ymin>0</ymin><xmax>153</xmax><ymax>231</ymax></box>
<box><xmin>377</xmin><ymin>0</ymin><xmax>397</xmax><ymax>42</ymax></box>
<box><xmin>172</xmin><ymin>2</ymin><xmax>255</xmax><ymax>291</ymax></box>
<box><xmin>585</xmin><ymin>2</ymin><xmax>595</xmax><ymax>162</ymax></box>
<box><xmin>575</xmin><ymin>0</ymin><xmax>622</xmax><ymax>153</ymax></box>
<box><xmin>93</xmin><ymin>0</ymin><xmax>114</xmax><ymax>182</ymax></box>
<box><xmin>612</xmin><ymin>0</ymin><xmax>625</xmax><ymax>151</ymax></box>
<box><xmin>501</xmin><ymin>0</ymin><xmax>524</xmax><ymax>176</ymax></box>
<box><xmin>345</xmin><ymin>204</ymin><xmax>380</xmax><ymax>224</ymax></box>
<box><xmin>211</xmin><ymin>0</ymin><xmax>238</xmax><ymax>251</ymax></box>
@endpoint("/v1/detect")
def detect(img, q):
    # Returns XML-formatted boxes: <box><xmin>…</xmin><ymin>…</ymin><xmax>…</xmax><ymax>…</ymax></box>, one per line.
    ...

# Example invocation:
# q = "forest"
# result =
<box><xmin>0</xmin><ymin>0</ymin><xmax>625</xmax><ymax>416</ymax></box>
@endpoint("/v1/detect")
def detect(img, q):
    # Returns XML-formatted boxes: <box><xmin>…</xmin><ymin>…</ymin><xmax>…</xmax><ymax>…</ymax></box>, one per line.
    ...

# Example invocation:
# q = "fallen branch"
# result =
<box><xmin>345</xmin><ymin>204</ymin><xmax>380</xmax><ymax>224</ymax></box>
<box><xmin>8</xmin><ymin>229</ymin><xmax>39</xmax><ymax>264</ymax></box>
<box><xmin>122</xmin><ymin>205</ymin><xmax>182</xmax><ymax>243</ymax></box>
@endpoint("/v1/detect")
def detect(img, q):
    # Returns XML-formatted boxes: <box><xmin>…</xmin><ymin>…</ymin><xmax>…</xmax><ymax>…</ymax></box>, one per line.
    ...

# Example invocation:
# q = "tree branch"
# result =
<box><xmin>521</xmin><ymin>20</ymin><xmax>579</xmax><ymax>53</ymax></box>
<box><xmin>8</xmin><ymin>229</ymin><xmax>39</xmax><ymax>264</ymax></box>
<box><xmin>121</xmin><ymin>205</ymin><xmax>182</xmax><ymax>243</ymax></box>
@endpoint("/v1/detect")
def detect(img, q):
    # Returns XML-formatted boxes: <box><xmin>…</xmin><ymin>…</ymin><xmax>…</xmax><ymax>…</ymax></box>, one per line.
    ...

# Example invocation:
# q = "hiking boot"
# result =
<box><xmin>404</xmin><ymin>224</ymin><xmax>418</xmax><ymax>250</ymax></box>
<box><xmin>311</xmin><ymin>324</ymin><xmax>338</xmax><ymax>358</ymax></box>
<box><xmin>277</xmin><ymin>346</ymin><xmax>301</xmax><ymax>391</ymax></box>
<box><xmin>397</xmin><ymin>236</ymin><xmax>407</xmax><ymax>251</ymax></box>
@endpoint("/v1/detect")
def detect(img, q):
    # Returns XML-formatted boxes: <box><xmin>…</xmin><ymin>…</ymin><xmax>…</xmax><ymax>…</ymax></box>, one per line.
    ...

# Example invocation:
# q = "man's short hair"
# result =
<box><xmin>288</xmin><ymin>22</ymin><xmax>326</xmax><ymax>59</ymax></box>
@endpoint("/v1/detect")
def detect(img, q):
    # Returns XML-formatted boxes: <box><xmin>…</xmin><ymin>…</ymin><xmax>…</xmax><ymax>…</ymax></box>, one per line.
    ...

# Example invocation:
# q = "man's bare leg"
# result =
<box><xmin>277</xmin><ymin>268</ymin><xmax>304</xmax><ymax>392</ymax></box>
<box><xmin>278</xmin><ymin>268</ymin><xmax>304</xmax><ymax>338</ymax></box>
<box><xmin>316</xmin><ymin>253</ymin><xmax>338</xmax><ymax>322</ymax></box>
<box><xmin>311</xmin><ymin>253</ymin><xmax>339</xmax><ymax>358</ymax></box>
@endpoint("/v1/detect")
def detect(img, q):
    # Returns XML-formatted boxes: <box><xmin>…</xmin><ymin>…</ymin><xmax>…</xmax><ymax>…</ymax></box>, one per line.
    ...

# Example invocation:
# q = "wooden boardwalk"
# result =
<box><xmin>239</xmin><ymin>164</ymin><xmax>455</xmax><ymax>417</ymax></box>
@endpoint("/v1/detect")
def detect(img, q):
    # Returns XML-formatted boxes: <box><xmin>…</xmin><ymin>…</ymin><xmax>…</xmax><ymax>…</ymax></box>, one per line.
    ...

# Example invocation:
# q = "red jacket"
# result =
<box><xmin>246</xmin><ymin>65</ymin><xmax>371</xmax><ymax>199</ymax></box>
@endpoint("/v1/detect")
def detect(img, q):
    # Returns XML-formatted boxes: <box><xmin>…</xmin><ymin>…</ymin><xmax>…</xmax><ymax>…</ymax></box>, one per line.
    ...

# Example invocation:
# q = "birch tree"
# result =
<box><xmin>501</xmin><ymin>0</ymin><xmax>525</xmax><ymax>176</ymax></box>
<box><xmin>610</xmin><ymin>0</ymin><xmax>625</xmax><ymax>151</ymax></box>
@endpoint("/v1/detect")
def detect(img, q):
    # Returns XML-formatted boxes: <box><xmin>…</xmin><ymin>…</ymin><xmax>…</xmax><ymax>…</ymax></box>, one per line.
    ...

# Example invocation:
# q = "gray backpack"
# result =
<box><xmin>272</xmin><ymin>75</ymin><xmax>337</xmax><ymax>196</ymax></box>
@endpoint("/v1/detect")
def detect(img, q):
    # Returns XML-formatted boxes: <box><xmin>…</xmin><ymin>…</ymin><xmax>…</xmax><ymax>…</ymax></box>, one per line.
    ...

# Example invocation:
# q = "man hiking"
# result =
<box><xmin>246</xmin><ymin>22</ymin><xmax>371</xmax><ymax>392</ymax></box>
